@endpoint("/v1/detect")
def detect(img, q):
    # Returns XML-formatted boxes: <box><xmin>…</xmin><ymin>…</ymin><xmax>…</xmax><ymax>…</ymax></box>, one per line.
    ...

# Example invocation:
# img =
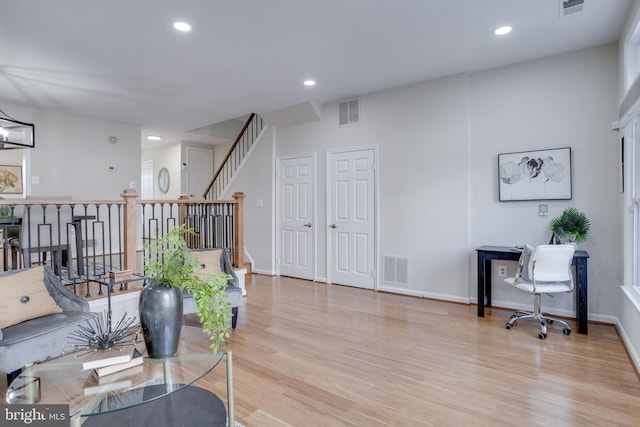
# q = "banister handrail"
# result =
<box><xmin>202</xmin><ymin>113</ymin><xmax>256</xmax><ymax>198</ymax></box>
<box><xmin>0</xmin><ymin>191</ymin><xmax>246</xmax><ymax>287</ymax></box>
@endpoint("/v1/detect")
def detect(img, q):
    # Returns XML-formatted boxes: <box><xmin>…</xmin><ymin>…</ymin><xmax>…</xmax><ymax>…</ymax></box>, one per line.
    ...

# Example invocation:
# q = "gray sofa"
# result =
<box><xmin>0</xmin><ymin>265</ymin><xmax>92</xmax><ymax>375</ymax></box>
<box><xmin>183</xmin><ymin>248</ymin><xmax>243</xmax><ymax>329</ymax></box>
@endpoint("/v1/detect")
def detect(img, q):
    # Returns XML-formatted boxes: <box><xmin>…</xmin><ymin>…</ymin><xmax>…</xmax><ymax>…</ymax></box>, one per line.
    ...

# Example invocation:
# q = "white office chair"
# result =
<box><xmin>504</xmin><ymin>244</ymin><xmax>575</xmax><ymax>339</ymax></box>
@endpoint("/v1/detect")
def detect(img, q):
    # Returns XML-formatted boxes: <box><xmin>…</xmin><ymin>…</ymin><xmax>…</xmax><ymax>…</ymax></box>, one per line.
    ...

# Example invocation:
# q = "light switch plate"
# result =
<box><xmin>538</xmin><ymin>204</ymin><xmax>548</xmax><ymax>216</ymax></box>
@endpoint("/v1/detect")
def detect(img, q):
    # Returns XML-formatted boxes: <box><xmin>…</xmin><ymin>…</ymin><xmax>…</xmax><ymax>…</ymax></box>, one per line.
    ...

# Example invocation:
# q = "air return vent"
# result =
<box><xmin>338</xmin><ymin>98</ymin><xmax>360</xmax><ymax>126</ymax></box>
<box><xmin>561</xmin><ymin>0</ymin><xmax>584</xmax><ymax>16</ymax></box>
<box><xmin>382</xmin><ymin>254</ymin><xmax>409</xmax><ymax>286</ymax></box>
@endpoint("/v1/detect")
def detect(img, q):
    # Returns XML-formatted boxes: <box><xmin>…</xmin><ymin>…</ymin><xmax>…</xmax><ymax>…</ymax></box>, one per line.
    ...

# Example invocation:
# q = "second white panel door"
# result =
<box><xmin>328</xmin><ymin>147</ymin><xmax>376</xmax><ymax>289</ymax></box>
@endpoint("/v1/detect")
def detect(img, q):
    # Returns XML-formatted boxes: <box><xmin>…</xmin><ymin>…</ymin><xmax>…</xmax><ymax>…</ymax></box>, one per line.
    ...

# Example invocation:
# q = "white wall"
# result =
<box><xmin>234</xmin><ymin>43</ymin><xmax>621</xmax><ymax>320</ymax></box>
<box><xmin>225</xmin><ymin>127</ymin><xmax>275</xmax><ymax>274</ymax></box>
<box><xmin>143</xmin><ymin>142</ymin><xmax>181</xmax><ymax>199</ymax></box>
<box><xmin>143</xmin><ymin>141</ymin><xmax>218</xmax><ymax>199</ymax></box>
<box><xmin>257</xmin><ymin>74</ymin><xmax>471</xmax><ymax>300</ymax></box>
<box><xmin>469</xmin><ymin>43</ymin><xmax>621</xmax><ymax>321</ymax></box>
<box><xmin>213</xmin><ymin>142</ymin><xmax>232</xmax><ymax>172</ymax></box>
<box><xmin>0</xmin><ymin>103</ymin><xmax>141</xmax><ymax>199</ymax></box>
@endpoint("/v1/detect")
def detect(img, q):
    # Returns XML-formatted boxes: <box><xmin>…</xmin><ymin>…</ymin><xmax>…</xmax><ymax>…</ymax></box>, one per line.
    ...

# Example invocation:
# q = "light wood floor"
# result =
<box><xmin>3</xmin><ymin>274</ymin><xmax>639</xmax><ymax>426</ymax></box>
<box><xmin>194</xmin><ymin>274</ymin><xmax>640</xmax><ymax>427</ymax></box>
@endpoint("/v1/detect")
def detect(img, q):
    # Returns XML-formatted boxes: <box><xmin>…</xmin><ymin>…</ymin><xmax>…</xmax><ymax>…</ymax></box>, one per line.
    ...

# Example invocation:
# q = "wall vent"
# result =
<box><xmin>338</xmin><ymin>98</ymin><xmax>360</xmax><ymax>126</ymax></box>
<box><xmin>561</xmin><ymin>0</ymin><xmax>584</xmax><ymax>16</ymax></box>
<box><xmin>382</xmin><ymin>254</ymin><xmax>409</xmax><ymax>286</ymax></box>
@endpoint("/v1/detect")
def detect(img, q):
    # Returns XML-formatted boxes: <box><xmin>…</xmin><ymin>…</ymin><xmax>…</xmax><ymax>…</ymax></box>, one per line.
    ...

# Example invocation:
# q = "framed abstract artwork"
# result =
<box><xmin>498</xmin><ymin>147</ymin><xmax>572</xmax><ymax>201</ymax></box>
<box><xmin>0</xmin><ymin>165</ymin><xmax>23</xmax><ymax>194</ymax></box>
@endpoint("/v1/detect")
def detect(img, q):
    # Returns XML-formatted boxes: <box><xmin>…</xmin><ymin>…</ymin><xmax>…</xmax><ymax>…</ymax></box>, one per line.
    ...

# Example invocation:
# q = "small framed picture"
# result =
<box><xmin>0</xmin><ymin>165</ymin><xmax>23</xmax><ymax>194</ymax></box>
<box><xmin>498</xmin><ymin>147</ymin><xmax>572</xmax><ymax>202</ymax></box>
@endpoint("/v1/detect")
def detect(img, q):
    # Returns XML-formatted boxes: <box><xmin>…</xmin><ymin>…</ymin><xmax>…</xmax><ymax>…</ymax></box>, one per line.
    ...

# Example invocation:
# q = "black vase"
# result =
<box><xmin>138</xmin><ymin>281</ymin><xmax>183</xmax><ymax>358</ymax></box>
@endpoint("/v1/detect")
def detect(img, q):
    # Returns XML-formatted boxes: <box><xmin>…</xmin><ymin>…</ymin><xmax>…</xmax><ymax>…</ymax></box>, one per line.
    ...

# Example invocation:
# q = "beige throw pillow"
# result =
<box><xmin>192</xmin><ymin>249</ymin><xmax>222</xmax><ymax>281</ymax></box>
<box><xmin>0</xmin><ymin>266</ymin><xmax>62</xmax><ymax>329</ymax></box>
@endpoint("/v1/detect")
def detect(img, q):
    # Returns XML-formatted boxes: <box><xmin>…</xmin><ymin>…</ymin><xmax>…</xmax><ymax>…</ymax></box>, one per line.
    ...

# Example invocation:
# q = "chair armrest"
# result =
<box><xmin>43</xmin><ymin>266</ymin><xmax>90</xmax><ymax>312</ymax></box>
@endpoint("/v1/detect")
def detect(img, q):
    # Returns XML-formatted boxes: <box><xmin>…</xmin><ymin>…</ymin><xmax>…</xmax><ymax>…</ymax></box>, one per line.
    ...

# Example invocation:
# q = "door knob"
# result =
<box><xmin>303</xmin><ymin>223</ymin><xmax>312</xmax><ymax>228</ymax></box>
<box><xmin>329</xmin><ymin>224</ymin><xmax>337</xmax><ymax>229</ymax></box>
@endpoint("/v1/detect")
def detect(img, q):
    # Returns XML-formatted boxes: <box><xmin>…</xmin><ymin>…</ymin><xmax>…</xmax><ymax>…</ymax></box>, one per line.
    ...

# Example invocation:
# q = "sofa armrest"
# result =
<box><xmin>43</xmin><ymin>266</ymin><xmax>90</xmax><ymax>313</ymax></box>
<box><xmin>219</xmin><ymin>248</ymin><xmax>239</xmax><ymax>288</ymax></box>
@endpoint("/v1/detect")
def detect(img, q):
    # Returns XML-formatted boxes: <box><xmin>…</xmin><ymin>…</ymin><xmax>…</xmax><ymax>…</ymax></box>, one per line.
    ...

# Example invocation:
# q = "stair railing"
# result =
<box><xmin>203</xmin><ymin>113</ymin><xmax>264</xmax><ymax>200</ymax></box>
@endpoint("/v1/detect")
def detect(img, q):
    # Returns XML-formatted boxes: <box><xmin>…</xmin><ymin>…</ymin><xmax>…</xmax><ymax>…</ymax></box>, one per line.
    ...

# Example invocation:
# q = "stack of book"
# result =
<box><xmin>82</xmin><ymin>348</ymin><xmax>144</xmax><ymax>377</ymax></box>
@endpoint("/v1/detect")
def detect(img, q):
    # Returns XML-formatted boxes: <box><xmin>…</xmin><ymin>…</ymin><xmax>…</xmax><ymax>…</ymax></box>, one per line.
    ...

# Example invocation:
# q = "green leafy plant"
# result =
<box><xmin>190</xmin><ymin>273</ymin><xmax>232</xmax><ymax>353</ymax></box>
<box><xmin>550</xmin><ymin>207</ymin><xmax>591</xmax><ymax>242</ymax></box>
<box><xmin>0</xmin><ymin>196</ymin><xmax>10</xmax><ymax>218</ymax></box>
<box><xmin>144</xmin><ymin>225</ymin><xmax>201</xmax><ymax>289</ymax></box>
<box><xmin>144</xmin><ymin>224</ymin><xmax>232</xmax><ymax>352</ymax></box>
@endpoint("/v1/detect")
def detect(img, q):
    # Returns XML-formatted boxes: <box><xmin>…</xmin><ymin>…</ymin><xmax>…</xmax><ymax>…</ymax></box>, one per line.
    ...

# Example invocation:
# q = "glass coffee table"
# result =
<box><xmin>6</xmin><ymin>326</ymin><xmax>234</xmax><ymax>427</ymax></box>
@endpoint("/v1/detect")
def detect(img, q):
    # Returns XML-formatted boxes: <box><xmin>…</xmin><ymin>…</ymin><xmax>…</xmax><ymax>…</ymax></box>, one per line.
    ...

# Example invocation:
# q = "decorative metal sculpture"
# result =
<box><xmin>64</xmin><ymin>311</ymin><xmax>139</xmax><ymax>355</ymax></box>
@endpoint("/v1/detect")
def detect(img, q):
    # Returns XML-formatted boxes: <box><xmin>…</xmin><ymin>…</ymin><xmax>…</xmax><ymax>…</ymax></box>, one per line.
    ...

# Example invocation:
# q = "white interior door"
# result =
<box><xmin>328</xmin><ymin>148</ymin><xmax>376</xmax><ymax>289</ymax></box>
<box><xmin>278</xmin><ymin>155</ymin><xmax>315</xmax><ymax>280</ymax></box>
<box><xmin>186</xmin><ymin>147</ymin><xmax>213</xmax><ymax>199</ymax></box>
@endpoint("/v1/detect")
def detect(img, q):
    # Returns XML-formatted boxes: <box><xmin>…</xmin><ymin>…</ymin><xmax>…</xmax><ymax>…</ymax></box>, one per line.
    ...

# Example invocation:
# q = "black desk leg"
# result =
<box><xmin>477</xmin><ymin>253</ymin><xmax>486</xmax><ymax>317</ymax></box>
<box><xmin>485</xmin><ymin>258</ymin><xmax>492</xmax><ymax>310</ymax></box>
<box><xmin>477</xmin><ymin>254</ymin><xmax>494</xmax><ymax>317</ymax></box>
<box><xmin>576</xmin><ymin>258</ymin><xmax>588</xmax><ymax>334</ymax></box>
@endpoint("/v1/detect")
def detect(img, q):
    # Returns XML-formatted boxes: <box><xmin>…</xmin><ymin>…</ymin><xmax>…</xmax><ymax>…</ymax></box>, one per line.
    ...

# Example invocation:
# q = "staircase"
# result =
<box><xmin>202</xmin><ymin>113</ymin><xmax>264</xmax><ymax>275</ymax></box>
<box><xmin>202</xmin><ymin>113</ymin><xmax>264</xmax><ymax>200</ymax></box>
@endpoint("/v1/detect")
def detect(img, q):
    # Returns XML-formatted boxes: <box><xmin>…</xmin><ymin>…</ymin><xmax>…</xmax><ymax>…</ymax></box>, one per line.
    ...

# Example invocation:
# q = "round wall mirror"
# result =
<box><xmin>158</xmin><ymin>167</ymin><xmax>170</xmax><ymax>193</ymax></box>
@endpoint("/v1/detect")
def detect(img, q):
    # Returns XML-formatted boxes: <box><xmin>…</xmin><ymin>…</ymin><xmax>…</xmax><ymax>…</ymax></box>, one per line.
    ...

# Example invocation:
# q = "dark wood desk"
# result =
<box><xmin>476</xmin><ymin>245</ymin><xmax>590</xmax><ymax>334</ymax></box>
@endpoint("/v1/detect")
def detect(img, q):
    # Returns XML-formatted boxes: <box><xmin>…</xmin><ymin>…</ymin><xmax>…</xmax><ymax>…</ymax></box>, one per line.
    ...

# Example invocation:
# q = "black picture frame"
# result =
<box><xmin>498</xmin><ymin>147</ymin><xmax>572</xmax><ymax>202</ymax></box>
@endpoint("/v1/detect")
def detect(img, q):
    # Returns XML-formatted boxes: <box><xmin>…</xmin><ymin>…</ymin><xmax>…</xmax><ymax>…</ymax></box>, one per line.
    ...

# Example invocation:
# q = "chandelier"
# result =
<box><xmin>0</xmin><ymin>108</ymin><xmax>35</xmax><ymax>149</ymax></box>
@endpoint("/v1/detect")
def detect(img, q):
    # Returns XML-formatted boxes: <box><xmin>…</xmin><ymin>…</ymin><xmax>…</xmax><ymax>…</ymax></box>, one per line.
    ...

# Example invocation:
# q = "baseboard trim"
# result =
<box><xmin>376</xmin><ymin>285</ymin><xmax>470</xmax><ymax>304</ymax></box>
<box><xmin>253</xmin><ymin>268</ymin><xmax>275</xmax><ymax>276</ymax></box>
<box><xmin>615</xmin><ymin>315</ymin><xmax>640</xmax><ymax>376</ymax></box>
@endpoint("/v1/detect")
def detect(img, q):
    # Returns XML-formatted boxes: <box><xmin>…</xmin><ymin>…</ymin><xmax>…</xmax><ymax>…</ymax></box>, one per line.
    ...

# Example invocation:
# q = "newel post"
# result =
<box><xmin>178</xmin><ymin>195</ymin><xmax>196</xmax><ymax>247</ymax></box>
<box><xmin>121</xmin><ymin>188</ymin><xmax>139</xmax><ymax>272</ymax></box>
<box><xmin>178</xmin><ymin>194</ymin><xmax>190</xmax><ymax>225</ymax></box>
<box><xmin>232</xmin><ymin>192</ymin><xmax>245</xmax><ymax>268</ymax></box>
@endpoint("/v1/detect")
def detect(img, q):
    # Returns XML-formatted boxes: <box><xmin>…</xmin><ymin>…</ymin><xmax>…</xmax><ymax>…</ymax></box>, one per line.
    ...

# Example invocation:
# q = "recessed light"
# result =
<box><xmin>173</xmin><ymin>22</ymin><xmax>192</xmax><ymax>32</ymax></box>
<box><xmin>303</xmin><ymin>80</ymin><xmax>316</xmax><ymax>87</ymax></box>
<box><xmin>494</xmin><ymin>26</ymin><xmax>512</xmax><ymax>36</ymax></box>
<box><xmin>146</xmin><ymin>135</ymin><xmax>162</xmax><ymax>141</ymax></box>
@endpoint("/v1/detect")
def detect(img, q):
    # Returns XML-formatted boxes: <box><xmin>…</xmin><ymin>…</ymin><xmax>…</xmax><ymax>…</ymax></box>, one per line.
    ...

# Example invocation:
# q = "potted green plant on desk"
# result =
<box><xmin>140</xmin><ymin>225</ymin><xmax>231</xmax><ymax>357</ymax></box>
<box><xmin>550</xmin><ymin>207</ymin><xmax>591</xmax><ymax>245</ymax></box>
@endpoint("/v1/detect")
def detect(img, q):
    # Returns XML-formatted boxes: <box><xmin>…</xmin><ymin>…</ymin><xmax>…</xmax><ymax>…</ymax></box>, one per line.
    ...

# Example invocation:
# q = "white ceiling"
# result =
<box><xmin>0</xmin><ymin>0</ymin><xmax>632</xmax><ymax>145</ymax></box>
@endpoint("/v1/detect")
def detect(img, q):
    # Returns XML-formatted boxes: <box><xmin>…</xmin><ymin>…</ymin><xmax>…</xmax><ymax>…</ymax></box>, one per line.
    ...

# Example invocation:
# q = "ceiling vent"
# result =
<box><xmin>561</xmin><ymin>0</ymin><xmax>584</xmax><ymax>16</ymax></box>
<box><xmin>338</xmin><ymin>98</ymin><xmax>360</xmax><ymax>127</ymax></box>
